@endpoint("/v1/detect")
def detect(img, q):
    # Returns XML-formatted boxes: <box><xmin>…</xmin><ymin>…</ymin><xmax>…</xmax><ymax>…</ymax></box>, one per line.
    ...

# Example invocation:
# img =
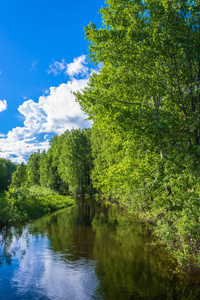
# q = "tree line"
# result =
<box><xmin>11</xmin><ymin>128</ymin><xmax>93</xmax><ymax>196</ymax></box>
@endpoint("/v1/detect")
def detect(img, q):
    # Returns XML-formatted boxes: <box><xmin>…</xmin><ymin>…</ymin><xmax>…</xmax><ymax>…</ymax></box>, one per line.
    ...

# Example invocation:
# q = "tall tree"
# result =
<box><xmin>74</xmin><ymin>0</ymin><xmax>200</xmax><ymax>263</ymax></box>
<box><xmin>39</xmin><ymin>151</ymin><xmax>50</xmax><ymax>188</ymax></box>
<box><xmin>27</xmin><ymin>151</ymin><xmax>40</xmax><ymax>186</ymax></box>
<box><xmin>10</xmin><ymin>163</ymin><xmax>27</xmax><ymax>188</ymax></box>
<box><xmin>58</xmin><ymin>129</ymin><xmax>93</xmax><ymax>195</ymax></box>
<box><xmin>76</xmin><ymin>0</ymin><xmax>200</xmax><ymax>155</ymax></box>
<box><xmin>0</xmin><ymin>159</ymin><xmax>16</xmax><ymax>192</ymax></box>
<box><xmin>75</xmin><ymin>0</ymin><xmax>200</xmax><ymax>197</ymax></box>
<box><xmin>0</xmin><ymin>161</ymin><xmax>7</xmax><ymax>192</ymax></box>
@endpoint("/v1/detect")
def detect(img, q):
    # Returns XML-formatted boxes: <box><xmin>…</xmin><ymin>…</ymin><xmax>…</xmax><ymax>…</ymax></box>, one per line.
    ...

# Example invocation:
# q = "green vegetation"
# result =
<box><xmin>0</xmin><ymin>158</ymin><xmax>16</xmax><ymax>192</ymax></box>
<box><xmin>74</xmin><ymin>0</ymin><xmax>200</xmax><ymax>268</ymax></box>
<box><xmin>0</xmin><ymin>186</ymin><xmax>74</xmax><ymax>228</ymax></box>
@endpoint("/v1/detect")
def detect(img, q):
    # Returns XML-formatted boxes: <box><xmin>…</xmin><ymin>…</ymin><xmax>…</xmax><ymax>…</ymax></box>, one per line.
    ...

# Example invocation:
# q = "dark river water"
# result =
<box><xmin>0</xmin><ymin>201</ymin><xmax>200</xmax><ymax>300</ymax></box>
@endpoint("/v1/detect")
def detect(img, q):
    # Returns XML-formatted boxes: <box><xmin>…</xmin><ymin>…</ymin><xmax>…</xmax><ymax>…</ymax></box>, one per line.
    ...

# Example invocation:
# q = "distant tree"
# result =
<box><xmin>0</xmin><ymin>159</ymin><xmax>16</xmax><ymax>192</ymax></box>
<box><xmin>39</xmin><ymin>151</ymin><xmax>49</xmax><ymax>188</ymax></box>
<box><xmin>10</xmin><ymin>163</ymin><xmax>27</xmax><ymax>188</ymax></box>
<box><xmin>58</xmin><ymin>129</ymin><xmax>93</xmax><ymax>195</ymax></box>
<box><xmin>0</xmin><ymin>161</ymin><xmax>7</xmax><ymax>192</ymax></box>
<box><xmin>27</xmin><ymin>151</ymin><xmax>40</xmax><ymax>185</ymax></box>
<box><xmin>48</xmin><ymin>135</ymin><xmax>69</xmax><ymax>193</ymax></box>
<box><xmin>4</xmin><ymin>159</ymin><xmax>17</xmax><ymax>185</ymax></box>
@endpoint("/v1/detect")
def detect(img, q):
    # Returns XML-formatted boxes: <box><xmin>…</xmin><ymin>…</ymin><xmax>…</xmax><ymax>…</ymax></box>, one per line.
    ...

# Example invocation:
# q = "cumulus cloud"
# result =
<box><xmin>0</xmin><ymin>139</ymin><xmax>49</xmax><ymax>164</ymax></box>
<box><xmin>65</xmin><ymin>55</ymin><xmax>88</xmax><ymax>77</ymax></box>
<box><xmin>0</xmin><ymin>75</ymin><xmax>91</xmax><ymax>163</ymax></box>
<box><xmin>47</xmin><ymin>55</ymin><xmax>88</xmax><ymax>78</ymax></box>
<box><xmin>18</xmin><ymin>78</ymin><xmax>91</xmax><ymax>135</ymax></box>
<box><xmin>0</xmin><ymin>100</ymin><xmax>7</xmax><ymax>112</ymax></box>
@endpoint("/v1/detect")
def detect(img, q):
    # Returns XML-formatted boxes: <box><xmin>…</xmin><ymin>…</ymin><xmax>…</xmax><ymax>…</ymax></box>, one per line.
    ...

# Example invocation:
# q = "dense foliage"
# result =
<box><xmin>0</xmin><ymin>158</ymin><xmax>16</xmax><ymax>192</ymax></box>
<box><xmin>74</xmin><ymin>0</ymin><xmax>200</xmax><ymax>267</ymax></box>
<box><xmin>0</xmin><ymin>186</ymin><xmax>74</xmax><ymax>228</ymax></box>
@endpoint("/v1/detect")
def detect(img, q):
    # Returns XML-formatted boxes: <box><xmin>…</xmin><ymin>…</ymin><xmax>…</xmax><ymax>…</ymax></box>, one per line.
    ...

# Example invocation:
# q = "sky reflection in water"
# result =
<box><xmin>0</xmin><ymin>225</ymin><xmax>99</xmax><ymax>300</ymax></box>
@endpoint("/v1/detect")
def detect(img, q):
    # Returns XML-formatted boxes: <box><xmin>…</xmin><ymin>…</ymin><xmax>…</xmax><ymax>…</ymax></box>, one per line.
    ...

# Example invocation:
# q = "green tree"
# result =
<box><xmin>76</xmin><ymin>0</ymin><xmax>200</xmax><ymax>157</ymax></box>
<box><xmin>4</xmin><ymin>159</ymin><xmax>17</xmax><ymax>186</ymax></box>
<box><xmin>27</xmin><ymin>151</ymin><xmax>40</xmax><ymax>186</ymax></box>
<box><xmin>74</xmin><ymin>0</ymin><xmax>200</xmax><ymax>265</ymax></box>
<box><xmin>58</xmin><ymin>129</ymin><xmax>93</xmax><ymax>195</ymax></box>
<box><xmin>48</xmin><ymin>134</ymin><xmax>69</xmax><ymax>193</ymax></box>
<box><xmin>0</xmin><ymin>159</ymin><xmax>16</xmax><ymax>192</ymax></box>
<box><xmin>39</xmin><ymin>151</ymin><xmax>49</xmax><ymax>188</ymax></box>
<box><xmin>74</xmin><ymin>0</ymin><xmax>200</xmax><ymax>199</ymax></box>
<box><xmin>10</xmin><ymin>163</ymin><xmax>27</xmax><ymax>188</ymax></box>
<box><xmin>0</xmin><ymin>161</ymin><xmax>7</xmax><ymax>192</ymax></box>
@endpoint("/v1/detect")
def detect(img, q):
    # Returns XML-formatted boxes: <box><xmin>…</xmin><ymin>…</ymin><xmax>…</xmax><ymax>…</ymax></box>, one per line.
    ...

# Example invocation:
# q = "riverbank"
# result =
<box><xmin>137</xmin><ymin>207</ymin><xmax>200</xmax><ymax>272</ymax></box>
<box><xmin>0</xmin><ymin>186</ymin><xmax>75</xmax><ymax>228</ymax></box>
<box><xmin>103</xmin><ymin>198</ymin><xmax>200</xmax><ymax>281</ymax></box>
<box><xmin>125</xmin><ymin>204</ymin><xmax>200</xmax><ymax>280</ymax></box>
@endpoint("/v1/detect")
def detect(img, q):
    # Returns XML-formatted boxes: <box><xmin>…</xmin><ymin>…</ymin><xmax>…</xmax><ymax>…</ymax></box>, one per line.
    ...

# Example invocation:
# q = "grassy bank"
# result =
<box><xmin>0</xmin><ymin>186</ymin><xmax>74</xmax><ymax>228</ymax></box>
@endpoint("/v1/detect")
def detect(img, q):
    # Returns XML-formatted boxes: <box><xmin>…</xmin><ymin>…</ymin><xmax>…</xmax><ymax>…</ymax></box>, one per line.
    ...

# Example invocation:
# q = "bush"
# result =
<box><xmin>0</xmin><ymin>187</ymin><xmax>75</xmax><ymax>227</ymax></box>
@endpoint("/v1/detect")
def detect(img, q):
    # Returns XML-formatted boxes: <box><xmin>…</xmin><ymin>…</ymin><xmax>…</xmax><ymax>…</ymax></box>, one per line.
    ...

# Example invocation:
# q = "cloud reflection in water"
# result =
<box><xmin>8</xmin><ymin>233</ymin><xmax>99</xmax><ymax>300</ymax></box>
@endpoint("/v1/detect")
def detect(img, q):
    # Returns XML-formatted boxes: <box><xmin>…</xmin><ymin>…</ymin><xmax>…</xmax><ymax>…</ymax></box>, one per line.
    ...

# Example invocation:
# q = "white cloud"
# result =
<box><xmin>18</xmin><ymin>78</ymin><xmax>91</xmax><ymax>135</ymax></box>
<box><xmin>0</xmin><ymin>135</ymin><xmax>50</xmax><ymax>164</ymax></box>
<box><xmin>0</xmin><ymin>74</ymin><xmax>91</xmax><ymax>163</ymax></box>
<box><xmin>66</xmin><ymin>55</ymin><xmax>88</xmax><ymax>77</ymax></box>
<box><xmin>0</xmin><ymin>55</ymin><xmax>98</xmax><ymax>163</ymax></box>
<box><xmin>0</xmin><ymin>99</ymin><xmax>7</xmax><ymax>112</ymax></box>
<box><xmin>47</xmin><ymin>55</ymin><xmax>88</xmax><ymax>78</ymax></box>
<box><xmin>47</xmin><ymin>59</ymin><xmax>66</xmax><ymax>76</ymax></box>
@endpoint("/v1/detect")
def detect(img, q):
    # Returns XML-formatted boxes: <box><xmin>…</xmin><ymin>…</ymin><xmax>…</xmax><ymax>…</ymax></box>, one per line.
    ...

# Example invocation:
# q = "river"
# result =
<box><xmin>0</xmin><ymin>200</ymin><xmax>200</xmax><ymax>299</ymax></box>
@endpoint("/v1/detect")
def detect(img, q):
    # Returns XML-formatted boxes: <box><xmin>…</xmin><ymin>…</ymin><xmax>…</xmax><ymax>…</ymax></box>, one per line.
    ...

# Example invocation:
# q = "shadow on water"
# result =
<box><xmin>0</xmin><ymin>199</ymin><xmax>200</xmax><ymax>299</ymax></box>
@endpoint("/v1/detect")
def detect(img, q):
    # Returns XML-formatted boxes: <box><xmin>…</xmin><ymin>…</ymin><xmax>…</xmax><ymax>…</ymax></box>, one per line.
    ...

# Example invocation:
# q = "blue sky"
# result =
<box><xmin>0</xmin><ymin>0</ymin><xmax>105</xmax><ymax>163</ymax></box>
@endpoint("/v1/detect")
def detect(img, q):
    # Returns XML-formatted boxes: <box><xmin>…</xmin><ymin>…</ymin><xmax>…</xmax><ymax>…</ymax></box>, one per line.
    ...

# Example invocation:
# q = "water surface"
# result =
<box><xmin>0</xmin><ymin>201</ymin><xmax>200</xmax><ymax>299</ymax></box>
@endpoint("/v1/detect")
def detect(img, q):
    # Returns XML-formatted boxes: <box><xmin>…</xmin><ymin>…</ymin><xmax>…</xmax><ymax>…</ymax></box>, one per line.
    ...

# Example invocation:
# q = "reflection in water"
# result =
<box><xmin>0</xmin><ymin>201</ymin><xmax>200</xmax><ymax>299</ymax></box>
<box><xmin>12</xmin><ymin>240</ymin><xmax>98</xmax><ymax>300</ymax></box>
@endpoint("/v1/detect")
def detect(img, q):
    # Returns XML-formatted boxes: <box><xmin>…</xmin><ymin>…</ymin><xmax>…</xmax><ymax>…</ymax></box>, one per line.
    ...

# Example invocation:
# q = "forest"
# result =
<box><xmin>1</xmin><ymin>0</ymin><xmax>200</xmax><ymax>269</ymax></box>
